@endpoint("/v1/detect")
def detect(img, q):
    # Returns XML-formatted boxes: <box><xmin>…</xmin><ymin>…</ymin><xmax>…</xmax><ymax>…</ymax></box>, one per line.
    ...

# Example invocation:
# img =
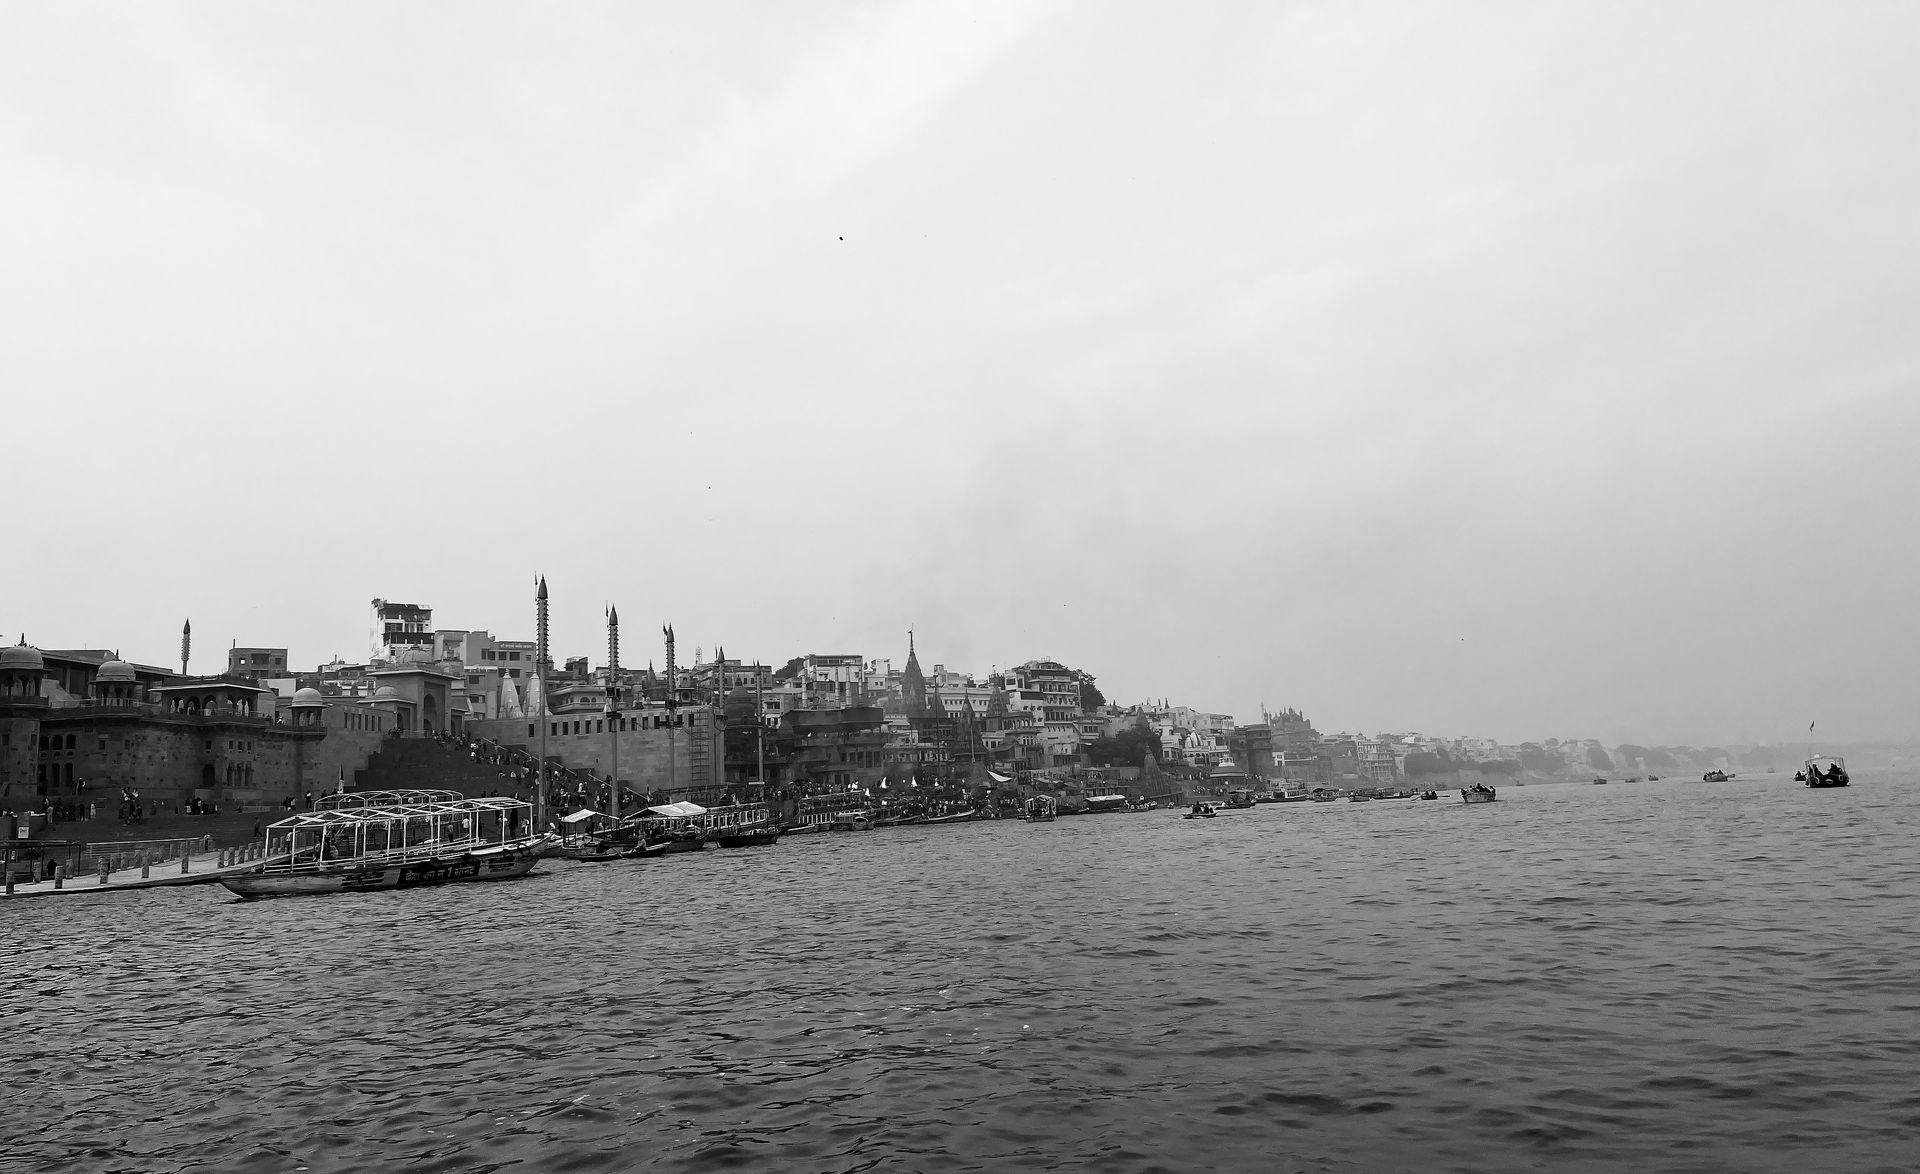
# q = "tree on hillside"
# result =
<box><xmin>772</xmin><ymin>656</ymin><xmax>804</xmax><ymax>683</ymax></box>
<box><xmin>1087</xmin><ymin>724</ymin><xmax>1163</xmax><ymax>768</ymax></box>
<box><xmin>1077</xmin><ymin>672</ymin><xmax>1107</xmax><ymax>712</ymax></box>
<box><xmin>1586</xmin><ymin>745</ymin><xmax>1614</xmax><ymax>770</ymax></box>
<box><xmin>1478</xmin><ymin>759</ymin><xmax>1522</xmax><ymax>777</ymax></box>
<box><xmin>1403</xmin><ymin>751</ymin><xmax>1451</xmax><ymax>779</ymax></box>
<box><xmin>1516</xmin><ymin>743</ymin><xmax>1560</xmax><ymax>774</ymax></box>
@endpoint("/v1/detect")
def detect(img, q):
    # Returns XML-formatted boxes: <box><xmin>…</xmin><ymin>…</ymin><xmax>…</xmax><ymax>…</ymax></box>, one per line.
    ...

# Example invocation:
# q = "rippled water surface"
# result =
<box><xmin>7</xmin><ymin>771</ymin><xmax>1920</xmax><ymax>1173</ymax></box>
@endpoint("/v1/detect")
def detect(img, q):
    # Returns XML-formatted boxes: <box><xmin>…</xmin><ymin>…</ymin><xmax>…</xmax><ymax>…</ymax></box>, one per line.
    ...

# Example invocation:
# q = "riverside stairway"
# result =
<box><xmin>354</xmin><ymin>735</ymin><xmax>534</xmax><ymax>799</ymax></box>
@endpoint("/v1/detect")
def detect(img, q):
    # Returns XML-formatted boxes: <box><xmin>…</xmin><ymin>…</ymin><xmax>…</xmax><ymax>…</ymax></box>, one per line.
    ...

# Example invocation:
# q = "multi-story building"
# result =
<box><xmin>371</xmin><ymin>599</ymin><xmax>433</xmax><ymax>659</ymax></box>
<box><xmin>798</xmin><ymin>653</ymin><xmax>868</xmax><ymax>709</ymax></box>
<box><xmin>995</xmin><ymin>660</ymin><xmax>1084</xmax><ymax>766</ymax></box>
<box><xmin>435</xmin><ymin>630</ymin><xmax>539</xmax><ymax>681</ymax></box>
<box><xmin>2</xmin><ymin>643</ymin><xmax>392</xmax><ymax>814</ymax></box>
<box><xmin>1356</xmin><ymin>736</ymin><xmax>1399</xmax><ymax>785</ymax></box>
<box><xmin>226</xmin><ymin>647</ymin><xmax>289</xmax><ymax>682</ymax></box>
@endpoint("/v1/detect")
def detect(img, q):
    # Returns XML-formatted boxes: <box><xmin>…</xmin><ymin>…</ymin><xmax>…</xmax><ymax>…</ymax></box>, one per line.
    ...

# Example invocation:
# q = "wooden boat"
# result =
<box><xmin>1803</xmin><ymin>755</ymin><xmax>1850</xmax><ymax>788</ymax></box>
<box><xmin>713</xmin><ymin>824</ymin><xmax>783</xmax><ymax>847</ymax></box>
<box><xmin>922</xmin><ymin>810</ymin><xmax>975</xmax><ymax>825</ymax></box>
<box><xmin>703</xmin><ymin>802</ymin><xmax>784</xmax><ymax>846</ymax></box>
<box><xmin>1459</xmin><ymin>784</ymin><xmax>1498</xmax><ymax>804</ymax></box>
<box><xmin>1023</xmin><ymin>796</ymin><xmax>1058</xmax><ymax>823</ymax></box>
<box><xmin>1417</xmin><ymin>790</ymin><xmax>1439</xmax><ymax>800</ymax></box>
<box><xmin>830</xmin><ymin>810</ymin><xmax>876</xmax><ymax>831</ymax></box>
<box><xmin>1701</xmin><ymin>770</ymin><xmax>1730</xmax><ymax>782</ymax></box>
<box><xmin>1181</xmin><ymin>803</ymin><xmax>1218</xmax><ymax>819</ymax></box>
<box><xmin>1084</xmin><ymin>794</ymin><xmax>1130</xmax><ymax>814</ymax></box>
<box><xmin>220</xmin><ymin>793</ymin><xmax>546</xmax><ymax>898</ymax></box>
<box><xmin>1223</xmin><ymin>788</ymin><xmax>1257</xmax><ymax>810</ymax></box>
<box><xmin>1593</xmin><ymin>777</ymin><xmax>1609</xmax><ymax>785</ymax></box>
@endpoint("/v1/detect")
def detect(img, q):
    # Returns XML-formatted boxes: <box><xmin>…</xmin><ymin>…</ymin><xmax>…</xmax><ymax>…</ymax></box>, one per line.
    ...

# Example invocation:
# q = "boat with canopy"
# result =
<box><xmin>220</xmin><ymin>790</ymin><xmax>549</xmax><ymax>898</ymax></box>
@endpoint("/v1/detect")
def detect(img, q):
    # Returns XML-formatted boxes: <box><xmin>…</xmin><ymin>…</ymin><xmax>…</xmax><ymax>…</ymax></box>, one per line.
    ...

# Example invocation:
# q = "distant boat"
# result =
<box><xmin>1701</xmin><ymin>770</ymin><xmax>1730</xmax><ymax>782</ymax></box>
<box><xmin>1593</xmin><ymin>777</ymin><xmax>1608</xmax><ymax>785</ymax></box>
<box><xmin>1460</xmin><ymin>784</ymin><xmax>1497</xmax><ymax>804</ymax></box>
<box><xmin>1803</xmin><ymin>756</ymin><xmax>1850</xmax><ymax>789</ymax></box>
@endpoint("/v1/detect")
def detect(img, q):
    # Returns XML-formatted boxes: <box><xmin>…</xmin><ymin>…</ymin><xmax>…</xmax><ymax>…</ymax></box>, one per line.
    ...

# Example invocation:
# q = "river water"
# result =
<box><xmin>5</xmin><ymin>770</ymin><xmax>1918</xmax><ymax>1173</ymax></box>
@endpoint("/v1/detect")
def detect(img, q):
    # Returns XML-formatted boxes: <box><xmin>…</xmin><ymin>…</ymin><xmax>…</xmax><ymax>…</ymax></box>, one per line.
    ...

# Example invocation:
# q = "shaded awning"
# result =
<box><xmin>560</xmin><ymin>809</ymin><xmax>602</xmax><ymax>824</ymax></box>
<box><xmin>987</xmin><ymin>771</ymin><xmax>1012</xmax><ymax>783</ymax></box>
<box><xmin>643</xmin><ymin>801</ymin><xmax>708</xmax><ymax>818</ymax></box>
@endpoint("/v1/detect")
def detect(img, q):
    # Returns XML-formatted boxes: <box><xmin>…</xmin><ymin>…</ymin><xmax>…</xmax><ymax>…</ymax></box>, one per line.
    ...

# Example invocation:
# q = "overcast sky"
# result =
<box><xmin>5</xmin><ymin>1</ymin><xmax>1916</xmax><ymax>748</ymax></box>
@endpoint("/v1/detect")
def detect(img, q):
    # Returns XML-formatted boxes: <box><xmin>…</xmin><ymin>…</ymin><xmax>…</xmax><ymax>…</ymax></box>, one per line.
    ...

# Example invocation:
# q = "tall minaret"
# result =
<box><xmin>663</xmin><ymin>623</ymin><xmax>677</xmax><ymax>794</ymax></box>
<box><xmin>180</xmin><ymin>618</ymin><xmax>192</xmax><ymax>678</ymax></box>
<box><xmin>535</xmin><ymin>576</ymin><xmax>549</xmax><ymax>825</ymax></box>
<box><xmin>606</xmin><ymin>603</ymin><xmax>620</xmax><ymax>821</ymax></box>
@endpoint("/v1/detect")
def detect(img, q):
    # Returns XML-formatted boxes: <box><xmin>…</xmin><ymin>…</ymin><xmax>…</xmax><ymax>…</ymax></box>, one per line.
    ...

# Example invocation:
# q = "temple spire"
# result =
<box><xmin>180</xmin><ymin>618</ymin><xmax>191</xmax><ymax>677</ymax></box>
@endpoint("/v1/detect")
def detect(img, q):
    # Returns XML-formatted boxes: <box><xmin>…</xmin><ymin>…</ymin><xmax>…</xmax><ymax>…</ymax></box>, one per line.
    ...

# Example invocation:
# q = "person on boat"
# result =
<box><xmin>1826</xmin><ymin>763</ymin><xmax>1846</xmax><ymax>784</ymax></box>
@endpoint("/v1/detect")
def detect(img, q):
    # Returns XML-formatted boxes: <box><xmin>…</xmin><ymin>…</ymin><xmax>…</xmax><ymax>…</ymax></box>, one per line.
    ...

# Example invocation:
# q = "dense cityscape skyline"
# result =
<box><xmin>7</xmin><ymin>4</ymin><xmax>1916</xmax><ymax>750</ymax></box>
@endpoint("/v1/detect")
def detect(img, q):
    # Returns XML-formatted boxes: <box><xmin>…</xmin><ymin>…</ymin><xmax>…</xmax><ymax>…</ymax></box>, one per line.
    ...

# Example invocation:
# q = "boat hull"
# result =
<box><xmin>220</xmin><ymin>850</ymin><xmax>542</xmax><ymax>898</ymax></box>
<box><xmin>714</xmin><ymin>827</ymin><xmax>784</xmax><ymax>847</ymax></box>
<box><xmin>1460</xmin><ymin>790</ymin><xmax>1497</xmax><ymax>804</ymax></box>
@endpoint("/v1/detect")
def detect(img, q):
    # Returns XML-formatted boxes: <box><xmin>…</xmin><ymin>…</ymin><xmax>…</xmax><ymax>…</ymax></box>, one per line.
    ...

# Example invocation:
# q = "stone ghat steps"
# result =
<box><xmin>356</xmin><ymin>738</ymin><xmax>531</xmax><ymax>799</ymax></box>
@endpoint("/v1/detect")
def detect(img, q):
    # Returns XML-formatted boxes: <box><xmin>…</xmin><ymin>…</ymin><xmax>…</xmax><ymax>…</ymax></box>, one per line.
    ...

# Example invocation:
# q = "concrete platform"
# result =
<box><xmin>2</xmin><ymin>851</ymin><xmax>259</xmax><ymax>899</ymax></box>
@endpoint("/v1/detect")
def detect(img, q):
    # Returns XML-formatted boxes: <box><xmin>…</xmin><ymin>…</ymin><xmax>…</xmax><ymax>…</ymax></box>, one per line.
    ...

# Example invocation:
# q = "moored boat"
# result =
<box><xmin>221</xmin><ymin>792</ymin><xmax>546</xmax><ymax>898</ymax></box>
<box><xmin>704</xmin><ymin>801</ymin><xmax>784</xmax><ymax>847</ymax></box>
<box><xmin>1223</xmin><ymin>788</ymin><xmax>1257</xmax><ymax>810</ymax></box>
<box><xmin>1023</xmin><ymin>796</ymin><xmax>1058</xmax><ymax>823</ymax></box>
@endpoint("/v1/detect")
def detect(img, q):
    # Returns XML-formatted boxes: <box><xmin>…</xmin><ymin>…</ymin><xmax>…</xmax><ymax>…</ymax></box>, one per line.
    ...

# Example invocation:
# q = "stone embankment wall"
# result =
<box><xmin>468</xmin><ymin>711</ymin><xmax>721</xmax><ymax>792</ymax></box>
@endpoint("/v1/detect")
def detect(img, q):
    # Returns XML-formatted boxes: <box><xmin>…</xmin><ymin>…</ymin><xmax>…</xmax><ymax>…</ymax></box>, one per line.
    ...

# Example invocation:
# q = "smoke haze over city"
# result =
<box><xmin>5</xmin><ymin>1</ymin><xmax>1916</xmax><ymax>748</ymax></box>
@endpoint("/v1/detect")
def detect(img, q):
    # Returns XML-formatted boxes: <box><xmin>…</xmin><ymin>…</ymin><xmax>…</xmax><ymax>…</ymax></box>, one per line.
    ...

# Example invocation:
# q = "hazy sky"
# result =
<box><xmin>6</xmin><ymin>2</ymin><xmax>1917</xmax><ymax>747</ymax></box>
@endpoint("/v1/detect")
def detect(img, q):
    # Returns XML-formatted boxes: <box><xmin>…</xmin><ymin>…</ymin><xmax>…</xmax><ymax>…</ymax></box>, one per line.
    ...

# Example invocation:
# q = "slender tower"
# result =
<box><xmin>715</xmin><ymin>644</ymin><xmax>728</xmax><ymax>797</ymax></box>
<box><xmin>535</xmin><ymin>576</ymin><xmax>549</xmax><ymax>827</ymax></box>
<box><xmin>180</xmin><ymin>618</ymin><xmax>191</xmax><ymax>678</ymax></box>
<box><xmin>606</xmin><ymin>604</ymin><xmax>621</xmax><ymax>821</ymax></box>
<box><xmin>755</xmin><ymin>654</ymin><xmax>766</xmax><ymax>787</ymax></box>
<box><xmin>663</xmin><ymin>623</ymin><xmax>677</xmax><ymax>796</ymax></box>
